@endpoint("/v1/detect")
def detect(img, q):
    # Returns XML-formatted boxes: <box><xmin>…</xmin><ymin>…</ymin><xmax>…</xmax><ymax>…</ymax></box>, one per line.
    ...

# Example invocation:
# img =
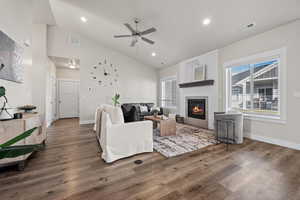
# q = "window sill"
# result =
<box><xmin>244</xmin><ymin>114</ymin><xmax>286</xmax><ymax>124</ymax></box>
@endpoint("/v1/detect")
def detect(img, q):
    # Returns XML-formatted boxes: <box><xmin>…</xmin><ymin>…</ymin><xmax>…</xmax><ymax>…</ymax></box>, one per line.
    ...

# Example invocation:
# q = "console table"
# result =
<box><xmin>0</xmin><ymin>113</ymin><xmax>46</xmax><ymax>170</ymax></box>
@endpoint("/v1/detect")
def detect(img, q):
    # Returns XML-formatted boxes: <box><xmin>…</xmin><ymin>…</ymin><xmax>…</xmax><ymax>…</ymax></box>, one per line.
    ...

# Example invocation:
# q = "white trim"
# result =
<box><xmin>247</xmin><ymin>134</ymin><xmax>300</xmax><ymax>151</ymax></box>
<box><xmin>244</xmin><ymin>114</ymin><xmax>286</xmax><ymax>124</ymax></box>
<box><xmin>80</xmin><ymin>120</ymin><xmax>94</xmax><ymax>125</ymax></box>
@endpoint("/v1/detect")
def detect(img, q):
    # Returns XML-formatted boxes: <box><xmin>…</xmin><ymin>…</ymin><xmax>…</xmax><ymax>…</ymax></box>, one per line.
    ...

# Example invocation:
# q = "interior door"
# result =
<box><xmin>58</xmin><ymin>80</ymin><xmax>79</xmax><ymax>118</ymax></box>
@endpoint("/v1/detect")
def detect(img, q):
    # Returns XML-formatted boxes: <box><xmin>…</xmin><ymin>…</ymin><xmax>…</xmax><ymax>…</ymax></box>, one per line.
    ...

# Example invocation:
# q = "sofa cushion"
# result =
<box><xmin>103</xmin><ymin>105</ymin><xmax>125</xmax><ymax>124</ymax></box>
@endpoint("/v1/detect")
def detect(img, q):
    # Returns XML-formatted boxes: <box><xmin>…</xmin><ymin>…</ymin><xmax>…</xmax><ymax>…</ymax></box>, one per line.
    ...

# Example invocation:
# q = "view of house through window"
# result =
<box><xmin>228</xmin><ymin>59</ymin><xmax>280</xmax><ymax>116</ymax></box>
<box><xmin>160</xmin><ymin>77</ymin><xmax>177</xmax><ymax>108</ymax></box>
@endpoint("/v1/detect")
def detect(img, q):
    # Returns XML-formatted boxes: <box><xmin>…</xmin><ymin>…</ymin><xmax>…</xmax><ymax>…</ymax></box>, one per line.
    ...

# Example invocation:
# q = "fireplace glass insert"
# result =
<box><xmin>187</xmin><ymin>99</ymin><xmax>206</xmax><ymax>120</ymax></box>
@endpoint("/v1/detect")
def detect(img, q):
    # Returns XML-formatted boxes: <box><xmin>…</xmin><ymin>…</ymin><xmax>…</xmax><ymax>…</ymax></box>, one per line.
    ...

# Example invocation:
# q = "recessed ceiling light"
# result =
<box><xmin>202</xmin><ymin>18</ymin><xmax>211</xmax><ymax>26</ymax></box>
<box><xmin>151</xmin><ymin>52</ymin><xmax>156</xmax><ymax>57</ymax></box>
<box><xmin>80</xmin><ymin>17</ymin><xmax>87</xmax><ymax>23</ymax></box>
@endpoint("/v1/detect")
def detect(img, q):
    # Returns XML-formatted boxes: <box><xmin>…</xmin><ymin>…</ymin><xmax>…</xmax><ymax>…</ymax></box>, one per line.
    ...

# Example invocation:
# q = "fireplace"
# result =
<box><xmin>185</xmin><ymin>96</ymin><xmax>208</xmax><ymax>128</ymax></box>
<box><xmin>187</xmin><ymin>99</ymin><xmax>206</xmax><ymax>120</ymax></box>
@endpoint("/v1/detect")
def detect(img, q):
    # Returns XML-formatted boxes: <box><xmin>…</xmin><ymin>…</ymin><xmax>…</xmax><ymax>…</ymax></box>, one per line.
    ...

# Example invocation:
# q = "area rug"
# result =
<box><xmin>153</xmin><ymin>124</ymin><xmax>218</xmax><ymax>158</ymax></box>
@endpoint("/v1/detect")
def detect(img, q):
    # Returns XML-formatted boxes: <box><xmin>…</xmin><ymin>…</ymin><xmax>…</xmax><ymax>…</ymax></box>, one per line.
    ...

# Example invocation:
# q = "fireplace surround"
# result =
<box><xmin>185</xmin><ymin>96</ymin><xmax>208</xmax><ymax>128</ymax></box>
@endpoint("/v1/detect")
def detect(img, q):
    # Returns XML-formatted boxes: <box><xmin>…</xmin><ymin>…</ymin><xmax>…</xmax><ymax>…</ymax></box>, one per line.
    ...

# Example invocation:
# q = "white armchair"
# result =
<box><xmin>95</xmin><ymin>105</ymin><xmax>153</xmax><ymax>163</ymax></box>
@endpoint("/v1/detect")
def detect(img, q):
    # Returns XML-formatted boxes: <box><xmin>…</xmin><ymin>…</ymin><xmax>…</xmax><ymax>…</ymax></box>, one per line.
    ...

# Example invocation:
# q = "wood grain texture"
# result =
<box><xmin>0</xmin><ymin>118</ymin><xmax>300</xmax><ymax>200</ymax></box>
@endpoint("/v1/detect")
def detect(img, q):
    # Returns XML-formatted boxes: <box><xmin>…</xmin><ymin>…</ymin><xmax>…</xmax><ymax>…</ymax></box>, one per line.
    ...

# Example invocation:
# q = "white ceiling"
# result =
<box><xmin>49</xmin><ymin>0</ymin><xmax>300</xmax><ymax>68</ymax></box>
<box><xmin>49</xmin><ymin>56</ymin><xmax>80</xmax><ymax>69</ymax></box>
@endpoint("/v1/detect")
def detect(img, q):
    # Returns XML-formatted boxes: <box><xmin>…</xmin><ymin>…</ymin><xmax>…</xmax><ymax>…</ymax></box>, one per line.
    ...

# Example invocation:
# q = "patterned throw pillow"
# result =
<box><xmin>139</xmin><ymin>105</ymin><xmax>148</xmax><ymax>112</ymax></box>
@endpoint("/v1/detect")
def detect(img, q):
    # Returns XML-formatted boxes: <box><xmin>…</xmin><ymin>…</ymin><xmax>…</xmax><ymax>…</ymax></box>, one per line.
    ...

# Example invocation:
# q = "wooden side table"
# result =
<box><xmin>144</xmin><ymin>116</ymin><xmax>176</xmax><ymax>136</ymax></box>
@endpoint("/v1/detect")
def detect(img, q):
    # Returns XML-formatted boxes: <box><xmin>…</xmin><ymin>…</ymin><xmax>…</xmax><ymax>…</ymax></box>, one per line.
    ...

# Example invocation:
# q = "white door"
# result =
<box><xmin>58</xmin><ymin>80</ymin><xmax>79</xmax><ymax>118</ymax></box>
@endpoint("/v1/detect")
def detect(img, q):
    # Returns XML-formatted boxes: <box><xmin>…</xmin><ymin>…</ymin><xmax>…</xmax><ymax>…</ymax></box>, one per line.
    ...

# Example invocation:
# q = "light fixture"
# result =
<box><xmin>69</xmin><ymin>65</ymin><xmax>76</xmax><ymax>69</ymax></box>
<box><xmin>202</xmin><ymin>18</ymin><xmax>211</xmax><ymax>26</ymax></box>
<box><xmin>80</xmin><ymin>16</ymin><xmax>87</xmax><ymax>23</ymax></box>
<box><xmin>151</xmin><ymin>52</ymin><xmax>156</xmax><ymax>57</ymax></box>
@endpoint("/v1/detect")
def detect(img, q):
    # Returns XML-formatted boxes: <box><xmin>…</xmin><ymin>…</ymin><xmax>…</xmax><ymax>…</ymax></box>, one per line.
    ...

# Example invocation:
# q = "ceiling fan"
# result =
<box><xmin>114</xmin><ymin>19</ymin><xmax>156</xmax><ymax>47</ymax></box>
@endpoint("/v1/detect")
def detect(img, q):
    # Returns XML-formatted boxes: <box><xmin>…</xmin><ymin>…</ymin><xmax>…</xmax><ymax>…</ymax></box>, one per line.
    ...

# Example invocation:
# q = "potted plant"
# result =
<box><xmin>112</xmin><ymin>93</ymin><xmax>120</xmax><ymax>107</ymax></box>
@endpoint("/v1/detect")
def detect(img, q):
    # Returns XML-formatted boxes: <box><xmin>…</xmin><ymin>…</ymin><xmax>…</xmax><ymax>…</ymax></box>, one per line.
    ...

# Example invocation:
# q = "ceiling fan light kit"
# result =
<box><xmin>114</xmin><ymin>18</ymin><xmax>156</xmax><ymax>47</ymax></box>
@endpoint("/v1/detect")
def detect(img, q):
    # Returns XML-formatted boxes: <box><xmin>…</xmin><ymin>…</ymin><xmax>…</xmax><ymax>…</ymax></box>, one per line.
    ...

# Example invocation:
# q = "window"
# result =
<box><xmin>160</xmin><ymin>77</ymin><xmax>177</xmax><ymax>108</ymax></box>
<box><xmin>225</xmin><ymin>49</ymin><xmax>285</xmax><ymax>120</ymax></box>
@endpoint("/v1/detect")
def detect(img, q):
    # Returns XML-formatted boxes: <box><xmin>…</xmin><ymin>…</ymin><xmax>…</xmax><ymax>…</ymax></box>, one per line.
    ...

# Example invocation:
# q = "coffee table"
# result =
<box><xmin>144</xmin><ymin>115</ymin><xmax>176</xmax><ymax>136</ymax></box>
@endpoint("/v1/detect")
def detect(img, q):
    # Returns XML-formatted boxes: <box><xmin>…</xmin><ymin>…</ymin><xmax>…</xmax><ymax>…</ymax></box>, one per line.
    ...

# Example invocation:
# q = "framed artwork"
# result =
<box><xmin>193</xmin><ymin>64</ymin><xmax>206</xmax><ymax>81</ymax></box>
<box><xmin>0</xmin><ymin>30</ymin><xmax>24</xmax><ymax>83</ymax></box>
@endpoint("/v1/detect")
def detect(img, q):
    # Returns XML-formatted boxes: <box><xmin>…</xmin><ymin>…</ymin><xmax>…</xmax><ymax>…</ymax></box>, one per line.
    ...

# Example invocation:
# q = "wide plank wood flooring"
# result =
<box><xmin>1</xmin><ymin>118</ymin><xmax>300</xmax><ymax>200</ymax></box>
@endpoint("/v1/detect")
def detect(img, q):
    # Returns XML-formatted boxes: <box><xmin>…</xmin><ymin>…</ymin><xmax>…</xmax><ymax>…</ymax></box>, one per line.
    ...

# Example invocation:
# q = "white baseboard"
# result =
<box><xmin>247</xmin><ymin>134</ymin><xmax>300</xmax><ymax>150</ymax></box>
<box><xmin>80</xmin><ymin>120</ymin><xmax>94</xmax><ymax>125</ymax></box>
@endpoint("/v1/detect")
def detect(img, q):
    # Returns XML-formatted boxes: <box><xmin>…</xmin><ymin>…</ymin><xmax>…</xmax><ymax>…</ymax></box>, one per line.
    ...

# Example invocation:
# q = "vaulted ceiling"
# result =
<box><xmin>49</xmin><ymin>0</ymin><xmax>300</xmax><ymax>68</ymax></box>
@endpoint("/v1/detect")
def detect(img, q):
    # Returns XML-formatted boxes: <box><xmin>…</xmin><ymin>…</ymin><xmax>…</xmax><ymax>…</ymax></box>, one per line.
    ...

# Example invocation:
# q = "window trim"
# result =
<box><xmin>160</xmin><ymin>76</ymin><xmax>177</xmax><ymax>109</ymax></box>
<box><xmin>223</xmin><ymin>48</ymin><xmax>287</xmax><ymax>122</ymax></box>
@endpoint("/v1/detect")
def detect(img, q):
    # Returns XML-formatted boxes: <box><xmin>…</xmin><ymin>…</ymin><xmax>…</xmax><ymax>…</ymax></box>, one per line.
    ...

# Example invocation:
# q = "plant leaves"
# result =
<box><xmin>0</xmin><ymin>127</ymin><xmax>37</xmax><ymax>148</ymax></box>
<box><xmin>0</xmin><ymin>144</ymin><xmax>43</xmax><ymax>159</ymax></box>
<box><xmin>0</xmin><ymin>86</ymin><xmax>5</xmax><ymax>97</ymax></box>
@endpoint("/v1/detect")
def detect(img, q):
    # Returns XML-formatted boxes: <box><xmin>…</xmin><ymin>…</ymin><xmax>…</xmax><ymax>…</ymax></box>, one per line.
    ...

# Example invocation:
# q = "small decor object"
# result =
<box><xmin>112</xmin><ymin>93</ymin><xmax>120</xmax><ymax>107</ymax></box>
<box><xmin>0</xmin><ymin>86</ymin><xmax>14</xmax><ymax>120</ymax></box>
<box><xmin>176</xmin><ymin>115</ymin><xmax>185</xmax><ymax>123</ymax></box>
<box><xmin>153</xmin><ymin>111</ymin><xmax>159</xmax><ymax>118</ymax></box>
<box><xmin>90</xmin><ymin>58</ymin><xmax>119</xmax><ymax>88</ymax></box>
<box><xmin>14</xmin><ymin>113</ymin><xmax>23</xmax><ymax>119</ymax></box>
<box><xmin>18</xmin><ymin>105</ymin><xmax>37</xmax><ymax>113</ymax></box>
<box><xmin>151</xmin><ymin>106</ymin><xmax>160</xmax><ymax>118</ymax></box>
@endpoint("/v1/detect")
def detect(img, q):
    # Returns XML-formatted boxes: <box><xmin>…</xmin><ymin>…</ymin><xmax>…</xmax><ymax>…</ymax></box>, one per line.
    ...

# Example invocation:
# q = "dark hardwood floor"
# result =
<box><xmin>1</xmin><ymin>118</ymin><xmax>300</xmax><ymax>200</ymax></box>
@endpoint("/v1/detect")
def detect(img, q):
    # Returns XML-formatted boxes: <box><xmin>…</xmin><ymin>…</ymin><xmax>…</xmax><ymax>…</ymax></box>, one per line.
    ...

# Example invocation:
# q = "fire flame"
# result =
<box><xmin>192</xmin><ymin>106</ymin><xmax>203</xmax><ymax>113</ymax></box>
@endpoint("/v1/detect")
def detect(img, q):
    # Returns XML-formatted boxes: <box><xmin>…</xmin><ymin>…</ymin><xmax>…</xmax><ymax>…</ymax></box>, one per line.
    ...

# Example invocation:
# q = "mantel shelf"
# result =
<box><xmin>179</xmin><ymin>80</ymin><xmax>214</xmax><ymax>88</ymax></box>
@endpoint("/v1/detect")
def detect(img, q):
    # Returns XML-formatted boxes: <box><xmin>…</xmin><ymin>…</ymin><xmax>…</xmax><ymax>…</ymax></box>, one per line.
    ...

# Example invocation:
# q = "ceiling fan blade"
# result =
<box><xmin>140</xmin><ymin>27</ymin><xmax>156</xmax><ymax>35</ymax></box>
<box><xmin>124</xmin><ymin>23</ymin><xmax>136</xmax><ymax>34</ymax></box>
<box><xmin>141</xmin><ymin>37</ymin><xmax>155</xmax><ymax>45</ymax></box>
<box><xmin>130</xmin><ymin>39</ymin><xmax>138</xmax><ymax>47</ymax></box>
<box><xmin>114</xmin><ymin>35</ymin><xmax>132</xmax><ymax>38</ymax></box>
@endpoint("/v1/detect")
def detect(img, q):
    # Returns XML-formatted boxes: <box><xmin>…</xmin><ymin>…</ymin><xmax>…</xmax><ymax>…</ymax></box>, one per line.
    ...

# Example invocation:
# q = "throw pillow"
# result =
<box><xmin>140</xmin><ymin>105</ymin><xmax>148</xmax><ymax>113</ymax></box>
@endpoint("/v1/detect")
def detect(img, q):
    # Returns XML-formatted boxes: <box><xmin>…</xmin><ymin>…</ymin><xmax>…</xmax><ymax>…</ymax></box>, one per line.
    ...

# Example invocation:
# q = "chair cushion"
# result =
<box><xmin>103</xmin><ymin>105</ymin><xmax>125</xmax><ymax>124</ymax></box>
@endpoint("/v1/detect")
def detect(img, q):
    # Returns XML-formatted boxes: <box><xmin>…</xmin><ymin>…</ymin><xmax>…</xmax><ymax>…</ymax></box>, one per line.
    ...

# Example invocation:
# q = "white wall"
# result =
<box><xmin>56</xmin><ymin>68</ymin><xmax>80</xmax><ymax>80</ymax></box>
<box><xmin>218</xmin><ymin>20</ymin><xmax>300</xmax><ymax>147</ymax></box>
<box><xmin>48</xmin><ymin>26</ymin><xmax>158</xmax><ymax>123</ymax></box>
<box><xmin>0</xmin><ymin>0</ymin><xmax>33</xmax><ymax>108</ymax></box>
<box><xmin>45</xmin><ymin>59</ymin><xmax>56</xmax><ymax>126</ymax></box>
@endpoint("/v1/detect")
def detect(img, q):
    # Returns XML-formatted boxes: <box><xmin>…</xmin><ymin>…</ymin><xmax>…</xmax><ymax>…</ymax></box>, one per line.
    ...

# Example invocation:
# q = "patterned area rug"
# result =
<box><xmin>153</xmin><ymin>123</ymin><xmax>218</xmax><ymax>158</ymax></box>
